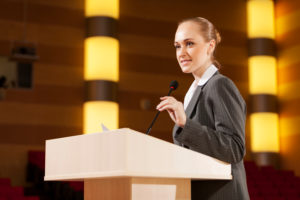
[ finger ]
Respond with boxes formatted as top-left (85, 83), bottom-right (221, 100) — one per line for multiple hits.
top-left (160, 96), bottom-right (169, 100)
top-left (156, 98), bottom-right (175, 109)
top-left (156, 100), bottom-right (170, 110)
top-left (158, 104), bottom-right (177, 112)
top-left (166, 109), bottom-right (176, 121)
top-left (160, 96), bottom-right (176, 101)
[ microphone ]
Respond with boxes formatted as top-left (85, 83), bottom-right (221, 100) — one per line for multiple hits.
top-left (146, 80), bottom-right (179, 135)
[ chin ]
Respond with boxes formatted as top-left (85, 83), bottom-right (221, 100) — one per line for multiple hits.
top-left (180, 67), bottom-right (192, 74)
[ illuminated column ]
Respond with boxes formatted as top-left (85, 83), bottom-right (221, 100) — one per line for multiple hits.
top-left (84, 0), bottom-right (119, 134)
top-left (247, 0), bottom-right (279, 167)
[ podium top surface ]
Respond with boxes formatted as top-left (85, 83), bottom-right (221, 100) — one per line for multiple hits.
top-left (44, 128), bottom-right (231, 181)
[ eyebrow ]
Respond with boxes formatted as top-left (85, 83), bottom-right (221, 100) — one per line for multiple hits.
top-left (174, 38), bottom-right (194, 44)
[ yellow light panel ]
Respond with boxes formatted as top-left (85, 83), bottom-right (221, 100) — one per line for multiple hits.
top-left (249, 56), bottom-right (277, 95)
top-left (83, 101), bottom-right (119, 134)
top-left (247, 0), bottom-right (275, 38)
top-left (85, 0), bottom-right (119, 19)
top-left (84, 37), bottom-right (119, 82)
top-left (250, 113), bottom-right (279, 152)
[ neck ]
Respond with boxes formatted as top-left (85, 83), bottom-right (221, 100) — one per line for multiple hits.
top-left (192, 61), bottom-right (212, 83)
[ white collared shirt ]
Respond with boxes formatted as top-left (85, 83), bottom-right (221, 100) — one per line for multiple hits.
top-left (184, 64), bottom-right (218, 110)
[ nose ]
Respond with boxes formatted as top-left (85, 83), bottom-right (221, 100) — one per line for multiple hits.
top-left (177, 46), bottom-right (187, 58)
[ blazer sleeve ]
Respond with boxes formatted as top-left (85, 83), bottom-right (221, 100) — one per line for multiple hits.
top-left (174, 77), bottom-right (247, 164)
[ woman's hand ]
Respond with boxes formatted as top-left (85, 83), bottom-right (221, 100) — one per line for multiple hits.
top-left (156, 96), bottom-right (186, 127)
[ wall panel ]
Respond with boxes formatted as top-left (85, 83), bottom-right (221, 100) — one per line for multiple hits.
top-left (0, 0), bottom-right (250, 184)
top-left (0, 0), bottom-right (84, 184)
top-left (276, 0), bottom-right (300, 175)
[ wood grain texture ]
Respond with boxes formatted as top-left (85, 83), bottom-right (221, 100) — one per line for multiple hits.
top-left (277, 0), bottom-right (300, 175)
top-left (85, 178), bottom-right (131, 200)
top-left (276, 0), bottom-right (300, 17)
top-left (0, 102), bottom-right (82, 126)
top-left (0, 0), bottom-right (84, 29)
top-left (0, 1), bottom-right (85, 187)
top-left (34, 63), bottom-right (83, 87)
top-left (278, 45), bottom-right (300, 70)
top-left (0, 20), bottom-right (84, 47)
top-left (280, 133), bottom-right (300, 176)
top-left (277, 27), bottom-right (300, 50)
top-left (120, 0), bottom-right (246, 32)
top-left (276, 8), bottom-right (300, 37)
top-left (278, 63), bottom-right (300, 84)
top-left (5, 86), bottom-right (83, 105)
top-left (280, 116), bottom-right (300, 138)
top-left (120, 53), bottom-right (248, 83)
top-left (279, 81), bottom-right (300, 101)
top-left (29, 0), bottom-right (84, 10)
top-left (0, 124), bottom-right (81, 145)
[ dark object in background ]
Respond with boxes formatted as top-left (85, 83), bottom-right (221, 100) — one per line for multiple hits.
top-left (0, 76), bottom-right (7, 88)
top-left (26, 151), bottom-right (84, 200)
top-left (17, 62), bottom-right (32, 88)
top-left (0, 76), bottom-right (7, 100)
top-left (9, 42), bottom-right (38, 89)
top-left (10, 44), bottom-right (38, 63)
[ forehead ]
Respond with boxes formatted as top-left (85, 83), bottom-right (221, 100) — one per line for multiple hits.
top-left (174, 21), bottom-right (202, 42)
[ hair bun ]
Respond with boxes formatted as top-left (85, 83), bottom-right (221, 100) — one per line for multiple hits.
top-left (215, 29), bottom-right (221, 44)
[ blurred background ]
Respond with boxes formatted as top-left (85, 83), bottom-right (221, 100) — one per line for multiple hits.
top-left (0, 0), bottom-right (299, 199)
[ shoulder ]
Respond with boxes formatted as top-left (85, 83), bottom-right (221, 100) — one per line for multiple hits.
top-left (204, 72), bottom-right (245, 103)
top-left (205, 72), bottom-right (237, 91)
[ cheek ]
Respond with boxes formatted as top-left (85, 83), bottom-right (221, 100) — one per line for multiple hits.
top-left (194, 47), bottom-right (208, 59)
top-left (175, 50), bottom-right (180, 59)
top-left (176, 51), bottom-right (179, 58)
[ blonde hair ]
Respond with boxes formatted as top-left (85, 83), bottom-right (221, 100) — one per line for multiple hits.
top-left (178, 17), bottom-right (222, 68)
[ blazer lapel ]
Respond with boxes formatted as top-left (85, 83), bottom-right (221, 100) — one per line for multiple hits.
top-left (172, 85), bottom-right (202, 142)
top-left (185, 85), bottom-right (202, 118)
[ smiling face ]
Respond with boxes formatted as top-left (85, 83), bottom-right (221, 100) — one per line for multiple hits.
top-left (174, 21), bottom-right (215, 78)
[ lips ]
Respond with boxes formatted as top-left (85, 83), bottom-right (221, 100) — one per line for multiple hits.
top-left (180, 60), bottom-right (192, 65)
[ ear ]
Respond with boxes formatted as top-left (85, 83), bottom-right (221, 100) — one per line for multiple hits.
top-left (207, 40), bottom-right (216, 55)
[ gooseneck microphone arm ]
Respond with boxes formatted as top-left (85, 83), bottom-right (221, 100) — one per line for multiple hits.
top-left (146, 80), bottom-right (178, 135)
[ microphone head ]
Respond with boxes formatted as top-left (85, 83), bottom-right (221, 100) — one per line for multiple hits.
top-left (169, 80), bottom-right (178, 90)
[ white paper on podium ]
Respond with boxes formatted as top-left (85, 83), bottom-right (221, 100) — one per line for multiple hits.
top-left (101, 123), bottom-right (109, 132)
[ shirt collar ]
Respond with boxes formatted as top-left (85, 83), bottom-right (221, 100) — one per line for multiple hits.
top-left (197, 64), bottom-right (218, 86)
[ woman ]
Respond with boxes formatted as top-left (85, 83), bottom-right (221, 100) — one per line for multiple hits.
top-left (156, 17), bottom-right (250, 200)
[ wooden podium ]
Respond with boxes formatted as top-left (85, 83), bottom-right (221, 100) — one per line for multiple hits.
top-left (44, 128), bottom-right (231, 200)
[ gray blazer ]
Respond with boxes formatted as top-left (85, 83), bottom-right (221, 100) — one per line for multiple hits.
top-left (173, 72), bottom-right (249, 200)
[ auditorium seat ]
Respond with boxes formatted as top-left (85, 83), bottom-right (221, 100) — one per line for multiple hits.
top-left (28, 151), bottom-right (45, 170)
top-left (26, 150), bottom-right (83, 200)
top-left (0, 182), bottom-right (39, 200)
top-left (24, 196), bottom-right (40, 200)
top-left (279, 186), bottom-right (299, 197)
top-left (272, 179), bottom-right (291, 188)
top-left (244, 161), bottom-right (300, 200)
top-left (0, 185), bottom-right (11, 198)
top-left (251, 197), bottom-right (265, 200)
top-left (0, 179), bottom-right (10, 186)
top-left (248, 186), bottom-right (259, 199)
top-left (68, 182), bottom-right (84, 192)
top-left (259, 187), bottom-right (279, 197)
top-left (265, 197), bottom-right (285, 200)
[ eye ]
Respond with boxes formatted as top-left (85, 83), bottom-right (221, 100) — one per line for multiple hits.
top-left (186, 41), bottom-right (194, 46)
top-left (174, 44), bottom-right (181, 49)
